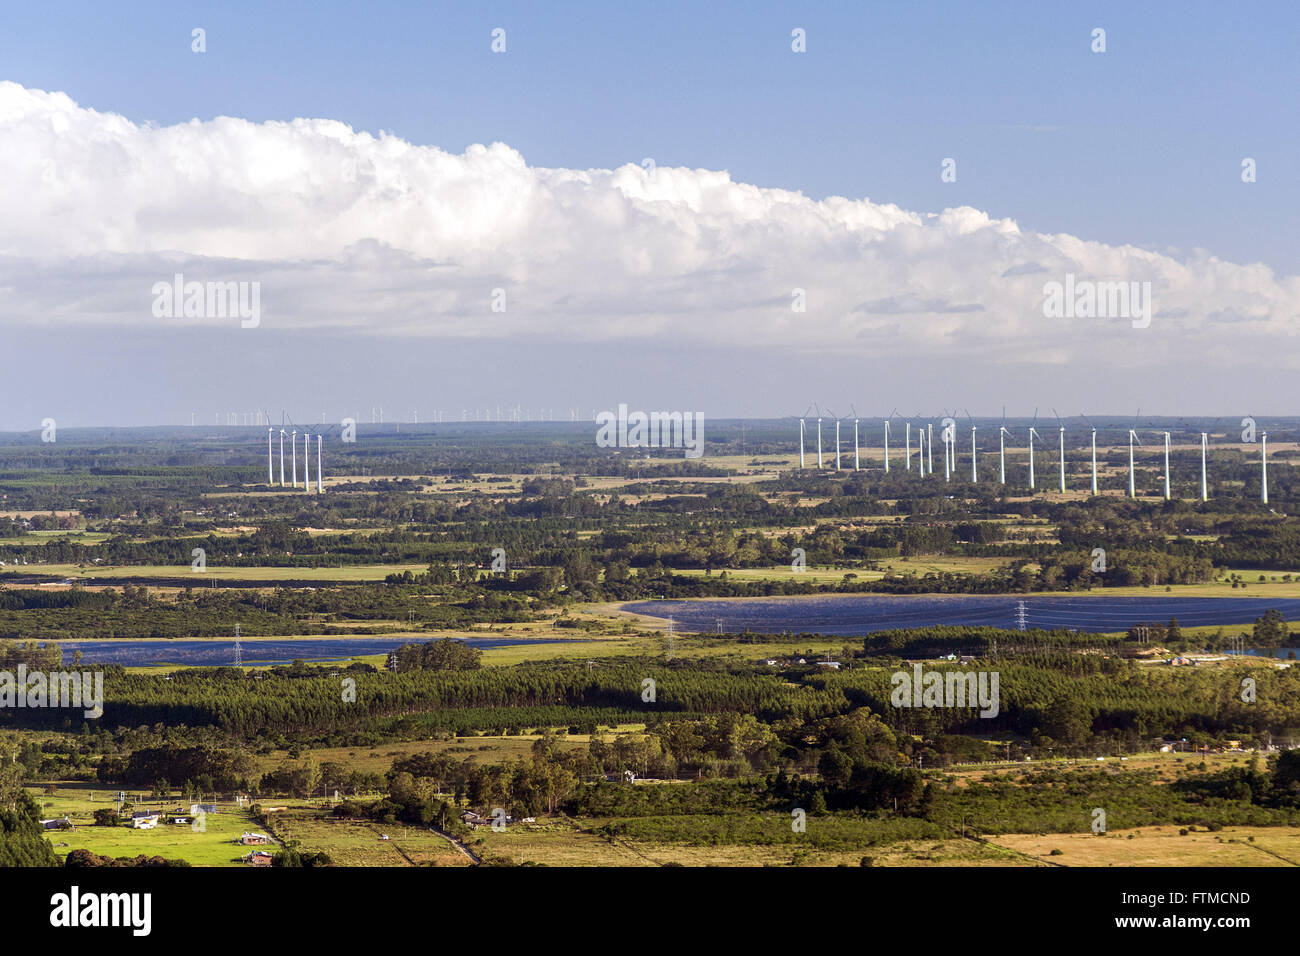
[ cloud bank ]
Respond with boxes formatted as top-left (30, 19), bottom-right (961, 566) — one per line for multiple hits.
top-left (1, 80), bottom-right (1297, 370)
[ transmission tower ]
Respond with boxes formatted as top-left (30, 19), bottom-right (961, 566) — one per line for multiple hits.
top-left (1015, 601), bottom-right (1028, 632)
top-left (233, 623), bottom-right (242, 668)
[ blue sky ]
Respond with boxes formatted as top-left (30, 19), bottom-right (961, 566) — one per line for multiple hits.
top-left (6, 0), bottom-right (1294, 270)
top-left (0, 1), bottom-right (1297, 427)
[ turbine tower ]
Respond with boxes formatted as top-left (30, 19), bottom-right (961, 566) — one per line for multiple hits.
top-left (834, 420), bottom-right (842, 471)
top-left (854, 419), bottom-right (860, 471)
top-left (799, 419), bottom-right (806, 469)
top-left (1261, 431), bottom-right (1269, 504)
top-left (1090, 428), bottom-right (1098, 495)
top-left (927, 424), bottom-right (934, 475)
top-left (267, 428), bottom-right (273, 484)
top-left (1128, 430), bottom-right (1140, 498)
top-left (317, 435), bottom-right (323, 493)
top-left (279, 430), bottom-right (286, 486)
top-left (291, 430), bottom-right (298, 488)
top-left (943, 425), bottom-right (951, 481)
top-left (1163, 432), bottom-right (1171, 501)
top-left (816, 418), bottom-right (823, 469)
top-left (1200, 432), bottom-right (1208, 501)
top-left (917, 428), bottom-right (925, 477)
top-left (905, 423), bottom-right (911, 471)
top-left (1058, 427), bottom-right (1066, 493)
top-left (304, 431), bottom-right (311, 492)
top-left (970, 426), bottom-right (977, 482)
top-left (883, 420), bottom-right (890, 473)
top-left (1027, 427), bottom-right (1040, 490)
top-left (999, 426), bottom-right (1011, 484)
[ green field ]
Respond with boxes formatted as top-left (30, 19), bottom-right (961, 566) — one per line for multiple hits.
top-left (27, 785), bottom-right (262, 866)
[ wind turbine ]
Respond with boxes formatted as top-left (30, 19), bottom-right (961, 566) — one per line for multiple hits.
top-left (1261, 431), bottom-right (1269, 504)
top-left (1162, 431), bottom-right (1171, 500)
top-left (852, 407), bottom-right (860, 471)
top-left (834, 417), bottom-right (842, 471)
top-left (998, 421), bottom-right (1012, 485)
top-left (1076, 412), bottom-right (1102, 497)
top-left (1200, 431), bottom-right (1209, 501)
top-left (304, 431), bottom-right (311, 492)
top-left (1053, 411), bottom-right (1066, 493)
top-left (883, 415), bottom-right (892, 473)
top-left (965, 411), bottom-right (977, 482)
top-left (905, 422), bottom-right (912, 472)
top-left (927, 423), bottom-right (934, 475)
top-left (291, 430), bottom-right (298, 488)
top-left (799, 407), bottom-right (810, 469)
top-left (816, 407), bottom-right (823, 469)
top-left (943, 416), bottom-right (951, 482)
top-left (917, 426), bottom-right (926, 477)
top-left (1027, 426), bottom-right (1040, 491)
top-left (279, 429), bottom-right (286, 486)
top-left (1127, 429), bottom-right (1143, 498)
top-left (267, 428), bottom-right (273, 484)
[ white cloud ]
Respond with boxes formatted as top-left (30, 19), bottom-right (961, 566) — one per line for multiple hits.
top-left (1, 79), bottom-right (1298, 370)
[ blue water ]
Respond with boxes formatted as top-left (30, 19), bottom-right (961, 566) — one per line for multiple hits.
top-left (623, 595), bottom-right (1300, 637)
top-left (51, 636), bottom-right (586, 667)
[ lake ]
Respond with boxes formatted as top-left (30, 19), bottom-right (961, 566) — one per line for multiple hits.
top-left (623, 594), bottom-right (1300, 637)
top-left (50, 636), bottom-right (586, 668)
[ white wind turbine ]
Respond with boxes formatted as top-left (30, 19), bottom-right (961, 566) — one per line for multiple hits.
top-left (883, 417), bottom-right (891, 473)
top-left (304, 431), bottom-right (311, 492)
top-left (1127, 429), bottom-right (1142, 498)
top-left (1200, 431), bottom-right (1209, 501)
top-left (927, 423), bottom-right (934, 475)
top-left (317, 435), bottom-right (323, 493)
top-left (1261, 431), bottom-right (1269, 504)
top-left (970, 422), bottom-right (978, 482)
top-left (816, 411), bottom-right (824, 469)
top-left (291, 429), bottom-right (298, 488)
top-left (1027, 426), bottom-right (1040, 491)
top-left (834, 417), bottom-right (842, 471)
top-left (1162, 431), bottom-right (1171, 500)
top-left (1054, 411), bottom-right (1066, 493)
top-left (917, 426), bottom-right (925, 477)
top-left (999, 424), bottom-right (1012, 485)
top-left (853, 409), bottom-right (861, 471)
top-left (1091, 427), bottom-right (1098, 495)
top-left (279, 429), bottom-right (286, 486)
top-left (905, 422), bottom-right (912, 472)
top-left (267, 428), bottom-right (273, 485)
top-left (798, 409), bottom-right (809, 469)
top-left (943, 418), bottom-right (952, 482)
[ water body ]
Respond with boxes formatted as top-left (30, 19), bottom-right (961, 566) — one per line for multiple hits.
top-left (623, 595), bottom-right (1300, 637)
top-left (51, 636), bottom-right (586, 668)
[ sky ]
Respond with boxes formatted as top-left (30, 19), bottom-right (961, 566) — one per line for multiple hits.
top-left (0, 0), bottom-right (1297, 429)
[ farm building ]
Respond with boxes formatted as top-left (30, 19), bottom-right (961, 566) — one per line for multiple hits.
top-left (131, 812), bottom-right (160, 829)
top-left (242, 850), bottom-right (273, 867)
top-left (240, 832), bottom-right (271, 845)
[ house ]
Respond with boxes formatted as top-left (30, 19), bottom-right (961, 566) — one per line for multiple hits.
top-left (170, 816), bottom-right (192, 825)
top-left (240, 832), bottom-right (270, 845)
top-left (816, 661), bottom-right (841, 670)
top-left (131, 812), bottom-right (160, 830)
top-left (242, 850), bottom-right (273, 867)
top-left (41, 817), bottom-right (73, 831)
top-left (461, 811), bottom-right (483, 826)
